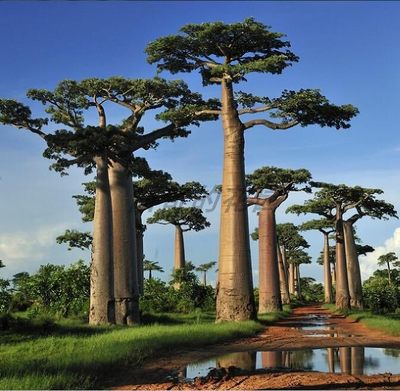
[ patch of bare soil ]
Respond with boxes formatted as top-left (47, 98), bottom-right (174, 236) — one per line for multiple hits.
top-left (109, 305), bottom-right (400, 390)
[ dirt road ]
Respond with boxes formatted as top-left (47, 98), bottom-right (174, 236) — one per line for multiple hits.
top-left (111, 305), bottom-right (400, 390)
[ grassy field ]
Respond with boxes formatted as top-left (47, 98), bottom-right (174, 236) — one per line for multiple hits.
top-left (257, 305), bottom-right (292, 324)
top-left (0, 314), bottom-right (262, 390)
top-left (323, 304), bottom-right (400, 337)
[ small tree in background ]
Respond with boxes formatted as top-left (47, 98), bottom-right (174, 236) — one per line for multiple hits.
top-left (143, 260), bottom-right (164, 280)
top-left (377, 252), bottom-right (399, 285)
top-left (299, 219), bottom-right (335, 304)
top-left (196, 261), bottom-right (217, 286)
top-left (147, 207), bottom-right (210, 273)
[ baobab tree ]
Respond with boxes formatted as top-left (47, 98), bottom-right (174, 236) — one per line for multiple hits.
top-left (146, 18), bottom-right (358, 321)
top-left (73, 170), bottom-right (208, 293)
top-left (143, 260), bottom-right (164, 280)
top-left (196, 261), bottom-right (217, 286)
top-left (247, 167), bottom-right (311, 312)
top-left (147, 207), bottom-right (210, 272)
top-left (299, 219), bottom-right (335, 303)
top-left (288, 182), bottom-right (396, 309)
top-left (377, 252), bottom-right (399, 285)
top-left (0, 77), bottom-right (216, 325)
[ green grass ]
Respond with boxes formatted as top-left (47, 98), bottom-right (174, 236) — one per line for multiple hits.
top-left (322, 304), bottom-right (400, 337)
top-left (257, 305), bottom-right (292, 324)
top-left (0, 318), bottom-right (262, 390)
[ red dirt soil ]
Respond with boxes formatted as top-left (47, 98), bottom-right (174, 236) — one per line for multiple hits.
top-left (109, 305), bottom-right (400, 390)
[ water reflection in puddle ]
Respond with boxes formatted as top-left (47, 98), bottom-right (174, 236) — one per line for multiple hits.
top-left (185, 348), bottom-right (400, 379)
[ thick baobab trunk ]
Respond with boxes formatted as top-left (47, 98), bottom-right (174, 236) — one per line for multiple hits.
top-left (216, 79), bottom-right (255, 321)
top-left (174, 225), bottom-right (185, 270)
top-left (109, 161), bottom-right (140, 325)
top-left (278, 243), bottom-right (290, 305)
top-left (327, 348), bottom-right (335, 373)
top-left (136, 211), bottom-right (145, 295)
top-left (343, 221), bottom-right (363, 309)
top-left (89, 156), bottom-right (115, 325)
top-left (258, 207), bottom-right (282, 313)
top-left (323, 233), bottom-right (333, 304)
top-left (332, 262), bottom-right (336, 285)
top-left (262, 351), bottom-right (283, 368)
top-left (335, 211), bottom-right (350, 310)
top-left (289, 262), bottom-right (296, 295)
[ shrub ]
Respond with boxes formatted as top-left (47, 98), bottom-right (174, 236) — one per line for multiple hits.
top-left (363, 276), bottom-right (398, 314)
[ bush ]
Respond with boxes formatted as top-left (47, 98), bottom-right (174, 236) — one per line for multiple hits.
top-left (0, 278), bottom-right (11, 314)
top-left (363, 276), bottom-right (398, 314)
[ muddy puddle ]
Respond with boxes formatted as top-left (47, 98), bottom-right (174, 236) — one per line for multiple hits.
top-left (183, 347), bottom-right (400, 379)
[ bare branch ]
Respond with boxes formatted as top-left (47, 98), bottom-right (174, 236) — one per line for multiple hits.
top-left (243, 118), bottom-right (298, 130)
top-left (238, 104), bottom-right (273, 116)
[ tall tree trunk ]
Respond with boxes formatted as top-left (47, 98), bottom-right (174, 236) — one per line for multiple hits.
top-left (149, 269), bottom-right (152, 280)
top-left (332, 262), bottom-right (336, 285)
top-left (296, 264), bottom-right (301, 298)
top-left (335, 210), bottom-right (351, 310)
top-left (203, 271), bottom-right (207, 286)
top-left (258, 207), bottom-right (282, 313)
top-left (278, 243), bottom-right (290, 304)
top-left (387, 261), bottom-right (392, 284)
top-left (289, 262), bottom-right (296, 295)
top-left (89, 156), bottom-right (115, 325)
top-left (174, 225), bottom-right (185, 270)
top-left (323, 232), bottom-right (333, 304)
top-left (109, 161), bottom-right (140, 325)
top-left (343, 221), bottom-right (363, 309)
top-left (136, 211), bottom-right (145, 295)
top-left (281, 245), bottom-right (290, 292)
top-left (216, 79), bottom-right (255, 321)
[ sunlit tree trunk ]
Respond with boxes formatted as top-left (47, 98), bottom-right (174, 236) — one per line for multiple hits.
top-left (258, 207), bottom-right (282, 313)
top-left (216, 78), bottom-right (256, 321)
top-left (289, 262), bottom-right (296, 295)
top-left (278, 243), bottom-right (290, 304)
top-left (323, 232), bottom-right (333, 304)
top-left (335, 209), bottom-right (350, 310)
top-left (332, 262), bottom-right (336, 285)
top-left (174, 225), bottom-right (185, 271)
top-left (89, 156), bottom-right (115, 325)
top-left (109, 161), bottom-right (140, 325)
top-left (343, 221), bottom-right (363, 309)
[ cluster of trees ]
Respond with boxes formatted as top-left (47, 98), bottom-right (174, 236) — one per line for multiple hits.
top-left (6, 18), bottom-right (396, 325)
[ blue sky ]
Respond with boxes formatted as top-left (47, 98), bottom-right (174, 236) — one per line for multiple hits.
top-left (1, 1), bottom-right (399, 284)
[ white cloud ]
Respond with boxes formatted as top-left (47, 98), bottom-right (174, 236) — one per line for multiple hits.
top-left (0, 224), bottom-right (70, 265)
top-left (360, 227), bottom-right (400, 280)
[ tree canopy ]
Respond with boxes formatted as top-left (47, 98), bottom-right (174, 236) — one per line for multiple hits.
top-left (147, 207), bottom-right (210, 232)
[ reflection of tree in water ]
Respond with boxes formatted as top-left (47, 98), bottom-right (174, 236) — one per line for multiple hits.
top-left (384, 349), bottom-right (400, 358)
top-left (217, 352), bottom-right (256, 371)
top-left (262, 351), bottom-right (283, 368)
top-left (287, 350), bottom-right (314, 370)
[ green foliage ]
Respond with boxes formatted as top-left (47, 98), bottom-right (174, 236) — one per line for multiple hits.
top-left (143, 260), bottom-right (164, 279)
top-left (246, 166), bottom-right (311, 196)
top-left (147, 206), bottom-right (210, 231)
top-left (377, 252), bottom-right (398, 267)
top-left (140, 278), bottom-right (173, 313)
top-left (299, 277), bottom-right (324, 303)
top-left (146, 18), bottom-right (298, 84)
top-left (299, 218), bottom-right (334, 233)
top-left (0, 278), bottom-right (11, 314)
top-left (363, 276), bottom-right (398, 314)
top-left (21, 261), bottom-right (90, 318)
top-left (56, 229), bottom-right (92, 250)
